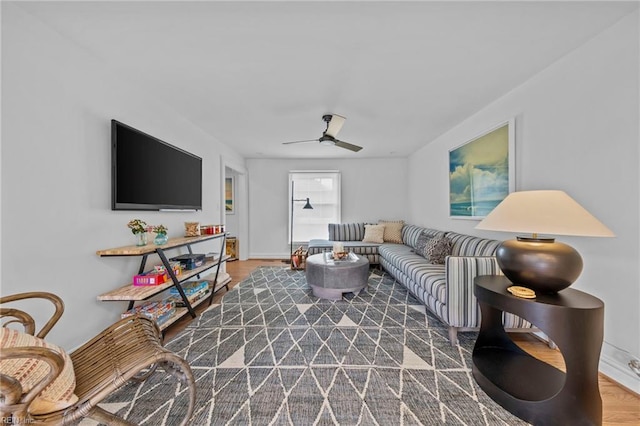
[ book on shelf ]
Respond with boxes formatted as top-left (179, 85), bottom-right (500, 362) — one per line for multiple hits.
top-left (167, 287), bottom-right (211, 307)
top-left (169, 280), bottom-right (209, 296)
top-left (121, 300), bottom-right (177, 326)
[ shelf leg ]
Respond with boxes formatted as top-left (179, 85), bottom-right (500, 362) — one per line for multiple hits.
top-left (138, 255), bottom-right (149, 275)
top-left (208, 234), bottom-right (227, 306)
top-left (156, 248), bottom-right (197, 318)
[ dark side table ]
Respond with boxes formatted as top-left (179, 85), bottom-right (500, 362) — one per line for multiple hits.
top-left (473, 275), bottom-right (604, 426)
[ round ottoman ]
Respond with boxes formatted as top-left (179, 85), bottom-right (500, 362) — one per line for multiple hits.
top-left (305, 253), bottom-right (370, 301)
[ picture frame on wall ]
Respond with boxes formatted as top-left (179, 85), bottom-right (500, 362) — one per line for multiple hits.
top-left (225, 176), bottom-right (234, 214)
top-left (449, 118), bottom-right (515, 219)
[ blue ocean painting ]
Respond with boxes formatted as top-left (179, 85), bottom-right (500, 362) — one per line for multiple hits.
top-left (449, 124), bottom-right (510, 217)
top-left (450, 200), bottom-right (502, 217)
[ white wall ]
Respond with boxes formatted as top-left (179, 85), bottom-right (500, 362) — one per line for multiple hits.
top-left (247, 158), bottom-right (408, 258)
top-left (1, 4), bottom-right (245, 349)
top-left (408, 11), bottom-right (639, 390)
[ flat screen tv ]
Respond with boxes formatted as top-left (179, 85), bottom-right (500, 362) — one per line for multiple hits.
top-left (111, 120), bottom-right (202, 211)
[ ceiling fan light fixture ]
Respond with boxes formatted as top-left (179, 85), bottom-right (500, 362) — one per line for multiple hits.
top-left (282, 114), bottom-right (363, 152)
top-left (319, 137), bottom-right (335, 147)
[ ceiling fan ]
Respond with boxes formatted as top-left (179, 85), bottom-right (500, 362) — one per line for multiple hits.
top-left (282, 114), bottom-right (363, 152)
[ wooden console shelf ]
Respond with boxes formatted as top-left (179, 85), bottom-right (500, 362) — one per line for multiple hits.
top-left (96, 234), bottom-right (224, 256)
top-left (97, 257), bottom-right (230, 301)
top-left (97, 233), bottom-right (231, 332)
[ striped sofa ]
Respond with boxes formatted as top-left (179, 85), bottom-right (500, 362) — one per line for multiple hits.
top-left (308, 223), bottom-right (381, 264)
top-left (379, 224), bottom-right (532, 345)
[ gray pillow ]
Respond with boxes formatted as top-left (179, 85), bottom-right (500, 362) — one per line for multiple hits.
top-left (414, 232), bottom-right (433, 258)
top-left (423, 236), bottom-right (453, 264)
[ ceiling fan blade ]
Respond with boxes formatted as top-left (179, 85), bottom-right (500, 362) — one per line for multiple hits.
top-left (334, 139), bottom-right (363, 152)
top-left (325, 114), bottom-right (346, 138)
top-left (282, 139), bottom-right (319, 145)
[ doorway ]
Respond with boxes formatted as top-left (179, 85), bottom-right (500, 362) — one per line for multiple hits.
top-left (221, 159), bottom-right (248, 260)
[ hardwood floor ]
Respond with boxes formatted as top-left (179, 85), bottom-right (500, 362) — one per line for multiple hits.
top-left (166, 259), bottom-right (640, 425)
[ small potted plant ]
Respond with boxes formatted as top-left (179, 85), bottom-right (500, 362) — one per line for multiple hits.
top-left (127, 219), bottom-right (148, 246)
top-left (153, 224), bottom-right (169, 245)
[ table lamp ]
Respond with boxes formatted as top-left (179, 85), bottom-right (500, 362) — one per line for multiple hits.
top-left (475, 190), bottom-right (614, 293)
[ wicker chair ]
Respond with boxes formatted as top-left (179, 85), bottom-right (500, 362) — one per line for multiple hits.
top-left (0, 292), bottom-right (195, 425)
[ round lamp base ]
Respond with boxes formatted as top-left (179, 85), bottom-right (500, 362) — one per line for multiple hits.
top-left (496, 237), bottom-right (583, 294)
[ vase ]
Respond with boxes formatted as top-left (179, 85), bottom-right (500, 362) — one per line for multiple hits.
top-left (135, 232), bottom-right (148, 246)
top-left (154, 233), bottom-right (168, 246)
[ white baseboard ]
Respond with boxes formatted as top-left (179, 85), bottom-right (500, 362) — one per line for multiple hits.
top-left (599, 341), bottom-right (640, 394)
top-left (249, 253), bottom-right (288, 260)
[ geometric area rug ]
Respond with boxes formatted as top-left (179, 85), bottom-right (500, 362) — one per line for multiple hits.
top-left (101, 266), bottom-right (528, 425)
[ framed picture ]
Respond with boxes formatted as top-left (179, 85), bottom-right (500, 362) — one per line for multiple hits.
top-left (225, 176), bottom-right (234, 214)
top-left (449, 119), bottom-right (515, 219)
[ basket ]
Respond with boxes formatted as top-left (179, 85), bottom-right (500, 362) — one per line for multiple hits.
top-left (291, 247), bottom-right (308, 270)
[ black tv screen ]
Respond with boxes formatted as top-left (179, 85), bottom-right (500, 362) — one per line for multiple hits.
top-left (112, 120), bottom-right (202, 211)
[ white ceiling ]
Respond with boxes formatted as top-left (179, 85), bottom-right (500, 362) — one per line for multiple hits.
top-left (13, 1), bottom-right (638, 159)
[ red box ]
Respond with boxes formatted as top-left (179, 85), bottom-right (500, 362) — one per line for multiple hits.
top-left (200, 225), bottom-right (215, 235)
top-left (133, 271), bottom-right (168, 286)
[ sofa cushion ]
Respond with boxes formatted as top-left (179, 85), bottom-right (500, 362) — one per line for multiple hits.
top-left (446, 232), bottom-right (500, 257)
top-left (362, 224), bottom-right (385, 243)
top-left (424, 235), bottom-right (453, 264)
top-left (328, 223), bottom-right (365, 241)
top-left (378, 220), bottom-right (404, 243)
top-left (379, 244), bottom-right (447, 305)
top-left (401, 225), bottom-right (444, 249)
top-left (401, 225), bottom-right (424, 249)
top-left (0, 327), bottom-right (79, 415)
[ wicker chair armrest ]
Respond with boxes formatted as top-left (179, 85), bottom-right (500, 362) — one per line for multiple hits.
top-left (0, 308), bottom-right (36, 336)
top-left (0, 292), bottom-right (64, 338)
top-left (71, 314), bottom-right (162, 358)
top-left (70, 315), bottom-right (164, 398)
top-left (0, 346), bottom-right (65, 419)
top-left (0, 373), bottom-right (23, 417)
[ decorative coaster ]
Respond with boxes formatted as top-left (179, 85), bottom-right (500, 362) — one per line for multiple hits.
top-left (507, 285), bottom-right (536, 299)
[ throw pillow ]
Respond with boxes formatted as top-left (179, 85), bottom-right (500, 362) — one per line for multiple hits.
top-left (423, 235), bottom-right (453, 264)
top-left (362, 224), bottom-right (385, 244)
top-left (378, 220), bottom-right (404, 243)
top-left (414, 232), bottom-right (433, 258)
top-left (0, 327), bottom-right (79, 415)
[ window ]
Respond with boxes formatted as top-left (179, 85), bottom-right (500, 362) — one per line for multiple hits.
top-left (289, 171), bottom-right (341, 243)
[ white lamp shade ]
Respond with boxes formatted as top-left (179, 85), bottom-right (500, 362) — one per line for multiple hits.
top-left (475, 190), bottom-right (614, 237)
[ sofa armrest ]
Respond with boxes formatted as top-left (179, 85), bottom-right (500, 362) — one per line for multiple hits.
top-left (444, 256), bottom-right (502, 328)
